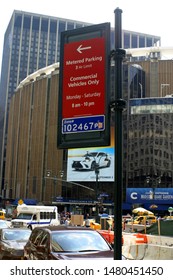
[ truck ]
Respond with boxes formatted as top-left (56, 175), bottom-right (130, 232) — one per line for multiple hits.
top-left (11, 204), bottom-right (60, 230)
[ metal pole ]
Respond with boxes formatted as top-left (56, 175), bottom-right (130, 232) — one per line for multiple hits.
top-left (41, 177), bottom-right (45, 202)
top-left (95, 164), bottom-right (99, 221)
top-left (53, 176), bottom-right (57, 199)
top-left (113, 8), bottom-right (126, 260)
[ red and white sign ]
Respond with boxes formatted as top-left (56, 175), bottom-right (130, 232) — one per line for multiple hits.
top-left (62, 37), bottom-right (106, 119)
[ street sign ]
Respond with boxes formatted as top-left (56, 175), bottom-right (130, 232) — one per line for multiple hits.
top-left (57, 22), bottom-right (110, 149)
top-left (62, 115), bottom-right (105, 134)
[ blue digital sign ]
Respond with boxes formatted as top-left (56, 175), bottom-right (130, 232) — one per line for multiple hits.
top-left (62, 115), bottom-right (105, 134)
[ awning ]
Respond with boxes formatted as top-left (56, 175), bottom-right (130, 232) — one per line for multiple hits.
top-left (12, 199), bottom-right (37, 205)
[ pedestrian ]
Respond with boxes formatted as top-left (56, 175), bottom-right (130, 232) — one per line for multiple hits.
top-left (65, 217), bottom-right (70, 226)
top-left (85, 214), bottom-right (90, 227)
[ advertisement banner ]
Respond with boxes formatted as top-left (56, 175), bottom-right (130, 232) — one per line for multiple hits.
top-left (67, 146), bottom-right (114, 182)
top-left (67, 127), bottom-right (115, 182)
top-left (126, 188), bottom-right (173, 204)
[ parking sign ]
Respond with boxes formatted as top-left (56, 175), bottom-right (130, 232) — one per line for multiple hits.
top-left (58, 23), bottom-right (110, 149)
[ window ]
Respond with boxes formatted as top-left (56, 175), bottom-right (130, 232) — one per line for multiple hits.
top-left (132, 35), bottom-right (137, 48)
top-left (32, 17), bottom-right (40, 31)
top-left (67, 22), bottom-right (74, 30)
top-left (23, 16), bottom-right (31, 29)
top-left (124, 33), bottom-right (130, 48)
top-left (58, 21), bottom-right (66, 33)
top-left (40, 211), bottom-right (56, 219)
top-left (139, 36), bottom-right (145, 47)
top-left (41, 18), bottom-right (48, 32)
top-left (50, 20), bottom-right (57, 33)
top-left (14, 14), bottom-right (22, 28)
top-left (146, 37), bottom-right (152, 47)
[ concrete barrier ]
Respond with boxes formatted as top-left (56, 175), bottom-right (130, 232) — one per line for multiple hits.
top-left (122, 233), bottom-right (173, 259)
top-left (123, 244), bottom-right (173, 260)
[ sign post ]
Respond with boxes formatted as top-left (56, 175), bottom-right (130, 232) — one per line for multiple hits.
top-left (112, 8), bottom-right (126, 260)
top-left (57, 23), bottom-right (110, 149)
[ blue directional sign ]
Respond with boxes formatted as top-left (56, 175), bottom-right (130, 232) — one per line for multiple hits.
top-left (62, 115), bottom-right (105, 134)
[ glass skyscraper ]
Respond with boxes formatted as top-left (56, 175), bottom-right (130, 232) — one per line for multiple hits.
top-left (0, 10), bottom-right (160, 194)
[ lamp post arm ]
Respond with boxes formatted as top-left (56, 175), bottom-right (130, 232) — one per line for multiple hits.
top-left (44, 176), bottom-right (95, 192)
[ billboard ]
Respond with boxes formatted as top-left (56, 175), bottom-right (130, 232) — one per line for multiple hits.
top-left (67, 127), bottom-right (115, 182)
top-left (57, 22), bottom-right (110, 149)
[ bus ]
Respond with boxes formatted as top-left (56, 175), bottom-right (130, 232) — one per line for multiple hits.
top-left (11, 204), bottom-right (60, 230)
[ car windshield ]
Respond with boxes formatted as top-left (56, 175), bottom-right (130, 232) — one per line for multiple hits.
top-left (16, 213), bottom-right (33, 220)
top-left (0, 221), bottom-right (9, 228)
top-left (51, 230), bottom-right (110, 252)
top-left (3, 230), bottom-right (31, 241)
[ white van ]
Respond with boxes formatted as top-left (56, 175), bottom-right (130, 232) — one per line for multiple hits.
top-left (11, 204), bottom-right (60, 230)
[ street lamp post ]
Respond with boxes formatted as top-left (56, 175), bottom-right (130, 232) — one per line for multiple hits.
top-left (146, 176), bottom-right (161, 200)
top-left (47, 171), bottom-right (64, 201)
top-left (42, 170), bottom-right (51, 202)
top-left (95, 163), bottom-right (100, 220)
top-left (55, 171), bottom-right (64, 199)
top-left (53, 176), bottom-right (57, 199)
top-left (59, 170), bottom-right (64, 197)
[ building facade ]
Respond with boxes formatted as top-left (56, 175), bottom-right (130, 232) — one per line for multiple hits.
top-left (0, 10), bottom-right (161, 196)
top-left (126, 97), bottom-right (173, 187)
top-left (124, 97), bottom-right (173, 212)
top-left (3, 58), bottom-right (173, 214)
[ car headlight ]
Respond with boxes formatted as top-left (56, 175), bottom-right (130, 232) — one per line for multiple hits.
top-left (84, 158), bottom-right (91, 162)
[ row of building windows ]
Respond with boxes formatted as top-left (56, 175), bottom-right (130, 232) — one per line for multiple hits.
top-left (14, 13), bottom-right (87, 35)
top-left (123, 32), bottom-right (158, 49)
top-left (131, 104), bottom-right (173, 114)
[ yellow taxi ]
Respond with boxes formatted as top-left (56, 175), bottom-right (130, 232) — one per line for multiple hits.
top-left (132, 215), bottom-right (156, 225)
top-left (0, 210), bottom-right (5, 220)
top-left (163, 215), bottom-right (173, 220)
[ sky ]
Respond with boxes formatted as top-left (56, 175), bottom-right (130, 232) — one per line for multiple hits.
top-left (0, 0), bottom-right (173, 71)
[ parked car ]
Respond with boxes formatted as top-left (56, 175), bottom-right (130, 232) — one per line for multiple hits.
top-left (0, 228), bottom-right (31, 259)
top-left (0, 220), bottom-right (11, 229)
top-left (72, 151), bottom-right (111, 171)
top-left (24, 225), bottom-right (126, 260)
